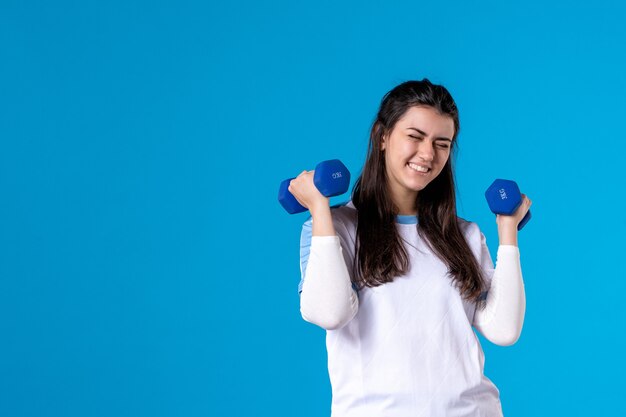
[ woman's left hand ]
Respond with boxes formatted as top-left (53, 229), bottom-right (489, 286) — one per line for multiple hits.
top-left (496, 194), bottom-right (532, 246)
top-left (496, 193), bottom-right (532, 229)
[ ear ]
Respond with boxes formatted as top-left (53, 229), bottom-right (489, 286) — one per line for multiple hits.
top-left (374, 121), bottom-right (386, 151)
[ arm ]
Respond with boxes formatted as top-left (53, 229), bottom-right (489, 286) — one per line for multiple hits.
top-left (299, 203), bottom-right (359, 330)
top-left (473, 242), bottom-right (525, 346)
top-left (300, 236), bottom-right (359, 330)
top-left (473, 204), bottom-right (530, 346)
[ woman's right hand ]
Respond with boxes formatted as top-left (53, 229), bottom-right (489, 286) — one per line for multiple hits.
top-left (287, 170), bottom-right (330, 214)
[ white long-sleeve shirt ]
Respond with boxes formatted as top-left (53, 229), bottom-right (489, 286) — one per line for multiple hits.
top-left (297, 200), bottom-right (526, 417)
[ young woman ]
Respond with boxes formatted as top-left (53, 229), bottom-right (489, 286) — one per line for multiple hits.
top-left (289, 79), bottom-right (531, 416)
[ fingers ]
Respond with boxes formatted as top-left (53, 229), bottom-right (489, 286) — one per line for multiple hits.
top-left (289, 170), bottom-right (309, 189)
top-left (288, 170), bottom-right (313, 195)
top-left (287, 171), bottom-right (315, 209)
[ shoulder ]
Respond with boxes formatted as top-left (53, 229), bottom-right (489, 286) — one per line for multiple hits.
top-left (300, 200), bottom-right (357, 251)
top-left (330, 199), bottom-right (358, 228)
top-left (301, 199), bottom-right (357, 229)
top-left (456, 216), bottom-right (483, 243)
top-left (455, 217), bottom-right (490, 266)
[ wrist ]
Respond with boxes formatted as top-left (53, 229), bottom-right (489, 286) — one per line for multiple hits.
top-left (497, 222), bottom-right (518, 246)
top-left (310, 201), bottom-right (335, 237)
top-left (309, 199), bottom-right (330, 217)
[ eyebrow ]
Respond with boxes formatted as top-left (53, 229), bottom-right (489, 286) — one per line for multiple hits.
top-left (407, 127), bottom-right (452, 142)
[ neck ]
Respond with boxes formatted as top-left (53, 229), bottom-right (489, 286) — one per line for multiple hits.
top-left (392, 190), bottom-right (418, 216)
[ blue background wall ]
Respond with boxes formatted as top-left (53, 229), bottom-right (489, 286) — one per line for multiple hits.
top-left (1, 0), bottom-right (625, 415)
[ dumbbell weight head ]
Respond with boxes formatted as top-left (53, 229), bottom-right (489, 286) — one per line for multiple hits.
top-left (313, 159), bottom-right (351, 197)
top-left (485, 179), bottom-right (531, 231)
top-left (278, 159), bottom-right (351, 214)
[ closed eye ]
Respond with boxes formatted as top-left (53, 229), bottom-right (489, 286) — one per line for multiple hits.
top-left (408, 135), bottom-right (450, 149)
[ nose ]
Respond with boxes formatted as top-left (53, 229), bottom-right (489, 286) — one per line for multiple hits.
top-left (418, 141), bottom-right (434, 162)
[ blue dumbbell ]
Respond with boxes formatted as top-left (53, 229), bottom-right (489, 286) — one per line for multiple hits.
top-left (485, 179), bottom-right (532, 231)
top-left (278, 159), bottom-right (351, 214)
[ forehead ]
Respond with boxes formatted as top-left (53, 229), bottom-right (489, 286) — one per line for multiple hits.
top-left (396, 106), bottom-right (455, 138)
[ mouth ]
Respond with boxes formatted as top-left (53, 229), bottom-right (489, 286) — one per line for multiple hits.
top-left (407, 162), bottom-right (431, 174)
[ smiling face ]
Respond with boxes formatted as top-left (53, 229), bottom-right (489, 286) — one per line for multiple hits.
top-left (381, 105), bottom-right (456, 215)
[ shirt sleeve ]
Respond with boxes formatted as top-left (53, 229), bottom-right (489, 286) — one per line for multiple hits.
top-left (297, 215), bottom-right (359, 330)
top-left (471, 224), bottom-right (526, 346)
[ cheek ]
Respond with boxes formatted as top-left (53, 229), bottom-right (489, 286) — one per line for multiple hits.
top-left (438, 150), bottom-right (451, 163)
top-left (433, 153), bottom-right (450, 173)
top-left (396, 144), bottom-right (415, 161)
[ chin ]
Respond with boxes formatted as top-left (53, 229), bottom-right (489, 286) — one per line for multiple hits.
top-left (404, 181), bottom-right (427, 192)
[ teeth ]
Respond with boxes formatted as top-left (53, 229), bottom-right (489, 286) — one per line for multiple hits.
top-left (408, 163), bottom-right (430, 173)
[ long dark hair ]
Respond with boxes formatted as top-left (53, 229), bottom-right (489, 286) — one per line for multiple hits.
top-left (351, 79), bottom-right (486, 309)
